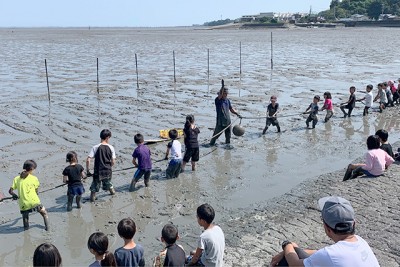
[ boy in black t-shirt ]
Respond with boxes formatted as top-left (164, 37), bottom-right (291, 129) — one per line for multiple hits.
top-left (86, 129), bottom-right (116, 202)
top-left (375, 129), bottom-right (394, 158)
top-left (340, 86), bottom-right (356, 118)
top-left (263, 95), bottom-right (281, 134)
top-left (153, 224), bottom-right (186, 267)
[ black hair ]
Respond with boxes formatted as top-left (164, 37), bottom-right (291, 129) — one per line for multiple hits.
top-left (366, 135), bottom-right (381, 150)
top-left (323, 221), bottom-right (355, 235)
top-left (161, 224), bottom-right (179, 245)
top-left (66, 151), bottom-right (78, 163)
top-left (20, 160), bottom-right (37, 179)
top-left (378, 83), bottom-right (383, 88)
top-left (313, 95), bottom-right (320, 101)
top-left (220, 79), bottom-right (228, 92)
top-left (134, 133), bottom-right (144, 144)
top-left (88, 232), bottom-right (116, 267)
top-left (323, 92), bottom-right (332, 99)
top-left (168, 129), bottom-right (178, 140)
top-left (33, 243), bottom-right (62, 267)
top-left (117, 218), bottom-right (136, 239)
top-left (349, 86), bottom-right (356, 91)
top-left (366, 84), bottom-right (373, 90)
top-left (375, 129), bottom-right (388, 142)
top-left (197, 203), bottom-right (215, 224)
top-left (100, 129), bottom-right (112, 140)
top-left (383, 82), bottom-right (388, 86)
top-left (184, 115), bottom-right (195, 131)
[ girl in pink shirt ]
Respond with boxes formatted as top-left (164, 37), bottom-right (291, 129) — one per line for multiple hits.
top-left (343, 135), bottom-right (394, 181)
top-left (320, 92), bottom-right (334, 122)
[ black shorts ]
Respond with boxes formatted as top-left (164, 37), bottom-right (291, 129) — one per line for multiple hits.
top-left (20, 204), bottom-right (44, 214)
top-left (183, 147), bottom-right (199, 162)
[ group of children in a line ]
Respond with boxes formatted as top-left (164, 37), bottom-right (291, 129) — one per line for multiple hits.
top-left (261, 79), bottom-right (400, 132)
top-left (30, 203), bottom-right (225, 267)
top-left (7, 115), bottom-right (201, 232)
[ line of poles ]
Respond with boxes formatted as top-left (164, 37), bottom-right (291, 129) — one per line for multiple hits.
top-left (44, 33), bottom-right (274, 102)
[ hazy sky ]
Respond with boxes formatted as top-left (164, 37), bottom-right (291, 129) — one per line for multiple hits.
top-left (0, 0), bottom-right (332, 27)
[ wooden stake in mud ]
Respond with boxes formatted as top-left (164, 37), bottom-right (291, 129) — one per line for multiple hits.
top-left (96, 57), bottom-right (99, 94)
top-left (135, 53), bottom-right (139, 89)
top-left (207, 48), bottom-right (210, 94)
top-left (239, 41), bottom-right (242, 80)
top-left (44, 59), bottom-right (50, 102)
top-left (271, 32), bottom-right (273, 70)
top-left (173, 50), bottom-right (176, 83)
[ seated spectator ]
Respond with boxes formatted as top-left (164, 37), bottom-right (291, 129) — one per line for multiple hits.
top-left (343, 135), bottom-right (394, 181)
top-left (153, 224), bottom-right (186, 267)
top-left (270, 196), bottom-right (380, 267)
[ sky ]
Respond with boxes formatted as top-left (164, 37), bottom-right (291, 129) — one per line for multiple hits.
top-left (0, 0), bottom-right (332, 27)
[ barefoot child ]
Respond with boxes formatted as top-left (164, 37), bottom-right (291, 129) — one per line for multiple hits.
top-left (304, 95), bottom-right (320, 129)
top-left (62, 151), bottom-right (85, 211)
top-left (320, 92), bottom-right (334, 122)
top-left (130, 133), bottom-right (152, 191)
top-left (9, 160), bottom-right (49, 231)
top-left (262, 95), bottom-right (281, 134)
top-left (182, 115), bottom-right (200, 172)
top-left (88, 232), bottom-right (117, 267)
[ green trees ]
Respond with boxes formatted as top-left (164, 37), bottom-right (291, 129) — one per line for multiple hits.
top-left (322, 0), bottom-right (400, 20)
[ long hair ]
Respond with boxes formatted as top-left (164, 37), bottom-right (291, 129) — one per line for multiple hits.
top-left (88, 232), bottom-right (116, 267)
top-left (20, 160), bottom-right (37, 179)
top-left (184, 115), bottom-right (195, 130)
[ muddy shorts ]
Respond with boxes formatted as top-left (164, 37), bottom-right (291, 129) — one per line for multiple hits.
top-left (133, 168), bottom-right (151, 183)
top-left (166, 159), bottom-right (182, 179)
top-left (67, 184), bottom-right (85, 196)
top-left (20, 204), bottom-right (44, 214)
top-left (90, 174), bottom-right (113, 192)
top-left (266, 117), bottom-right (279, 127)
top-left (183, 147), bottom-right (200, 162)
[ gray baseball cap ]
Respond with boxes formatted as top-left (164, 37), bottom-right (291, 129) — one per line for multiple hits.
top-left (318, 196), bottom-right (355, 231)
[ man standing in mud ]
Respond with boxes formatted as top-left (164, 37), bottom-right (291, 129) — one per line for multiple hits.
top-left (86, 129), bottom-right (116, 202)
top-left (209, 80), bottom-right (241, 146)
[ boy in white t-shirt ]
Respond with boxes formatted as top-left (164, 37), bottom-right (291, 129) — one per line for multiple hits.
top-left (188, 203), bottom-right (225, 267)
top-left (165, 129), bottom-right (182, 179)
top-left (357, 84), bottom-right (373, 116)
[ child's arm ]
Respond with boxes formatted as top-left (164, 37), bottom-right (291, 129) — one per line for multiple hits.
top-left (132, 157), bottom-right (138, 167)
top-left (63, 175), bottom-right (68, 183)
top-left (188, 248), bottom-right (203, 266)
top-left (303, 104), bottom-right (311, 114)
top-left (8, 188), bottom-right (18, 200)
top-left (86, 156), bottom-right (92, 176)
top-left (165, 147), bottom-right (170, 160)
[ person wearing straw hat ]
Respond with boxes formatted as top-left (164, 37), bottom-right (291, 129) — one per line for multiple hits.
top-left (270, 196), bottom-right (379, 267)
top-left (209, 80), bottom-right (241, 146)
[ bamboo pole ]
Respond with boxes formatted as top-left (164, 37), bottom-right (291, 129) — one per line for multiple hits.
top-left (239, 41), bottom-right (242, 79)
top-left (173, 50), bottom-right (176, 83)
top-left (135, 53), bottom-right (139, 89)
top-left (96, 57), bottom-right (99, 94)
top-left (44, 59), bottom-right (50, 102)
top-left (271, 32), bottom-right (273, 70)
top-left (207, 48), bottom-right (210, 94)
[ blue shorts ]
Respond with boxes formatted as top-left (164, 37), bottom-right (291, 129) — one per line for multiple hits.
top-left (67, 184), bottom-right (85, 196)
top-left (133, 169), bottom-right (151, 182)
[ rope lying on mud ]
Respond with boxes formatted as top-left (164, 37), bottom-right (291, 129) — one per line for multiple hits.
top-left (241, 113), bottom-right (304, 119)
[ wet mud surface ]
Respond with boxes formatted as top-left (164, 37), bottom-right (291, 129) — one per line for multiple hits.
top-left (0, 27), bottom-right (400, 265)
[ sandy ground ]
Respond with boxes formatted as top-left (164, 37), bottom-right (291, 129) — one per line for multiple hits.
top-left (222, 142), bottom-right (400, 266)
top-left (0, 27), bottom-right (400, 266)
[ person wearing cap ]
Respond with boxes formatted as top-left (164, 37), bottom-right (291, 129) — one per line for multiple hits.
top-left (270, 196), bottom-right (380, 267)
top-left (209, 79), bottom-right (241, 146)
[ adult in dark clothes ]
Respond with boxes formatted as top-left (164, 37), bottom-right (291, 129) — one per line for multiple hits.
top-left (209, 80), bottom-right (241, 146)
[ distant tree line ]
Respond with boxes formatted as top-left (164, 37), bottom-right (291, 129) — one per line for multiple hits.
top-left (320, 0), bottom-right (400, 20)
top-left (203, 19), bottom-right (233, 26)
